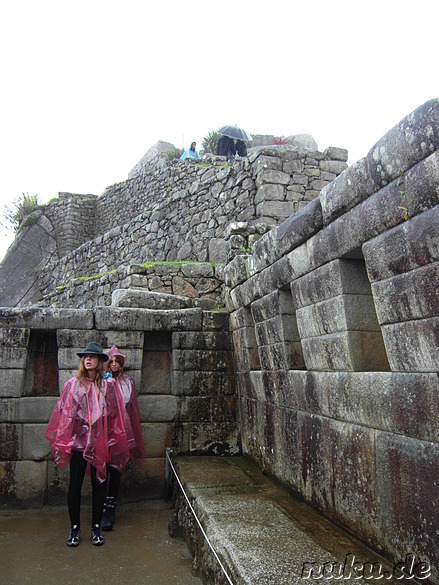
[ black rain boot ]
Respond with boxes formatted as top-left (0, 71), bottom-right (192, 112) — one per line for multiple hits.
top-left (101, 496), bottom-right (117, 531)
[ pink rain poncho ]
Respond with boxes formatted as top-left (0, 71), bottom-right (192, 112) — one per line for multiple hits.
top-left (107, 344), bottom-right (146, 466)
top-left (45, 376), bottom-right (131, 483)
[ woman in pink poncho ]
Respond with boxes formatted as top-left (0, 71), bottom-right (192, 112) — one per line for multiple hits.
top-left (45, 342), bottom-right (131, 547)
top-left (101, 343), bottom-right (146, 531)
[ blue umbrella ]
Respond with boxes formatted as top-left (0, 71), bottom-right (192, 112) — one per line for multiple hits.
top-left (217, 125), bottom-right (252, 141)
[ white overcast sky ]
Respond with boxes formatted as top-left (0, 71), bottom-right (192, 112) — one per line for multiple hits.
top-left (0, 0), bottom-right (438, 261)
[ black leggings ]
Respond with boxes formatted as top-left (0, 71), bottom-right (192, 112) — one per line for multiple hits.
top-left (107, 465), bottom-right (122, 499)
top-left (68, 451), bottom-right (107, 527)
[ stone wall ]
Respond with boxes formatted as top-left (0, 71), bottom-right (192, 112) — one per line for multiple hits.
top-left (44, 192), bottom-right (98, 257)
top-left (0, 303), bottom-right (238, 506)
top-left (40, 147), bottom-right (345, 306)
top-left (39, 262), bottom-right (226, 310)
top-left (225, 98), bottom-right (439, 581)
top-left (0, 143), bottom-right (347, 308)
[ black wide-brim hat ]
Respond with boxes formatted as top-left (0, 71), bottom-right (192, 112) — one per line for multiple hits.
top-left (77, 342), bottom-right (109, 362)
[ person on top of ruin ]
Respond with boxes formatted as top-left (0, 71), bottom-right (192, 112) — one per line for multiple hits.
top-left (235, 139), bottom-right (247, 157)
top-left (217, 134), bottom-right (235, 160)
top-left (101, 344), bottom-right (146, 531)
top-left (180, 141), bottom-right (200, 160)
top-left (45, 342), bottom-right (131, 547)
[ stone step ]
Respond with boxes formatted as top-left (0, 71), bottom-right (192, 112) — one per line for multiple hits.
top-left (170, 456), bottom-right (413, 584)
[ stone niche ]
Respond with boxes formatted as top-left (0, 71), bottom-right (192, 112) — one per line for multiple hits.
top-left (291, 258), bottom-right (390, 372)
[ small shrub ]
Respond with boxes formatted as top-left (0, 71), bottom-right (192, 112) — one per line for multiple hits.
top-left (201, 130), bottom-right (220, 155)
top-left (166, 147), bottom-right (184, 161)
top-left (2, 193), bottom-right (41, 232)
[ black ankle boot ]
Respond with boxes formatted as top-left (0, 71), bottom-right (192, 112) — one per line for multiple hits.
top-left (101, 496), bottom-right (117, 531)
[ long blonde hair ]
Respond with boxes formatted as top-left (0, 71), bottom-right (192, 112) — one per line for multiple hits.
top-left (76, 357), bottom-right (105, 387)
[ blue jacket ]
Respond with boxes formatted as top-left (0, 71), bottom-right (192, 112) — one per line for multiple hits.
top-left (180, 146), bottom-right (200, 160)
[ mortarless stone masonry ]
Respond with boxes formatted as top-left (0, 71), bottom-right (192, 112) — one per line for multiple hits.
top-left (1, 102), bottom-right (439, 583)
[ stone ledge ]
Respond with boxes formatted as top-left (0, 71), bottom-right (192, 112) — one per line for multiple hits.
top-left (171, 456), bottom-right (401, 585)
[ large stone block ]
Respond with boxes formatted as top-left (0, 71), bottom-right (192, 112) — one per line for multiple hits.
top-left (251, 289), bottom-right (296, 323)
top-left (302, 331), bottom-right (390, 372)
top-left (256, 200), bottom-right (295, 220)
top-left (236, 371), bottom-right (257, 402)
top-left (58, 369), bottom-right (76, 392)
top-left (229, 307), bottom-right (255, 331)
top-left (381, 317), bottom-right (439, 371)
top-left (234, 345), bottom-right (260, 373)
top-left (172, 331), bottom-right (231, 350)
top-left (296, 294), bottom-right (380, 338)
top-left (257, 315), bottom-right (300, 344)
top-left (22, 423), bottom-right (51, 460)
top-left (0, 460), bottom-right (47, 507)
top-left (330, 422), bottom-right (380, 545)
top-left (363, 205), bottom-right (439, 282)
top-left (273, 404), bottom-right (301, 488)
top-left (256, 168), bottom-right (291, 187)
top-left (404, 149), bottom-right (439, 216)
top-left (172, 349), bottom-right (234, 372)
top-left (250, 198), bottom-right (321, 277)
top-left (187, 422), bottom-right (240, 455)
top-left (223, 255), bottom-right (250, 289)
top-left (229, 273), bottom-right (260, 310)
top-left (321, 100), bottom-right (439, 226)
top-left (0, 397), bottom-right (18, 422)
top-left (181, 262), bottom-right (215, 279)
top-left (239, 397), bottom-right (262, 459)
top-left (0, 308), bottom-right (93, 329)
top-left (142, 422), bottom-right (173, 458)
top-left (376, 432), bottom-right (439, 582)
top-left (0, 423), bottom-right (22, 459)
top-left (0, 347), bottom-right (27, 368)
top-left (137, 395), bottom-right (178, 422)
top-left (252, 369), bottom-right (312, 411)
top-left (172, 370), bottom-right (236, 397)
top-left (313, 371), bottom-right (439, 442)
top-left (291, 259), bottom-right (371, 309)
top-left (201, 311), bottom-right (230, 331)
top-left (255, 183), bottom-right (285, 203)
top-left (232, 327), bottom-right (260, 372)
top-left (47, 461), bottom-right (90, 504)
top-left (320, 157), bottom-right (376, 225)
top-left (367, 98), bottom-right (439, 188)
top-left (371, 261), bottom-right (439, 325)
top-left (323, 178), bottom-right (406, 254)
top-left (0, 369), bottom-right (25, 397)
top-left (111, 289), bottom-right (193, 309)
top-left (140, 457), bottom-right (166, 498)
top-left (178, 395), bottom-right (237, 423)
top-left (56, 329), bottom-right (144, 349)
top-left (258, 341), bottom-right (305, 371)
top-left (250, 229), bottom-right (278, 274)
top-left (94, 306), bottom-right (202, 331)
top-left (319, 159), bottom-right (348, 174)
top-left (281, 370), bottom-right (309, 411)
top-left (255, 255), bottom-right (299, 298)
top-left (298, 414), bottom-right (380, 544)
top-left (251, 153), bottom-right (283, 173)
top-left (245, 371), bottom-right (269, 403)
top-left (18, 396), bottom-right (58, 423)
top-left (0, 327), bottom-right (30, 347)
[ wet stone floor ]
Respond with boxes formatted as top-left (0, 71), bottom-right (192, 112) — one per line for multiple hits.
top-left (0, 500), bottom-right (202, 585)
